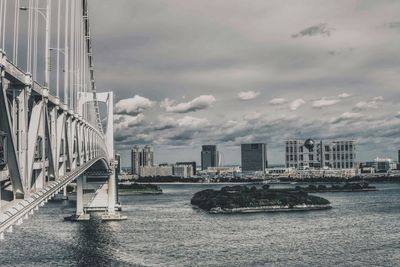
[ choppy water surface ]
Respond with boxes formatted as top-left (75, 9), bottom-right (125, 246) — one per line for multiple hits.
top-left (1, 183), bottom-right (400, 267)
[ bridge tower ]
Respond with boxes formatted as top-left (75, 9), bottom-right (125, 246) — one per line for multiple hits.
top-left (0, 0), bottom-right (126, 238)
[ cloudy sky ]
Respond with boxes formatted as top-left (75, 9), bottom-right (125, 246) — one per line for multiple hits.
top-left (88, 0), bottom-right (400, 166)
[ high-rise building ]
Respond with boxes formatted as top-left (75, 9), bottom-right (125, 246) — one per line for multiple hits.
top-left (131, 145), bottom-right (141, 175)
top-left (285, 139), bottom-right (356, 169)
top-left (115, 153), bottom-right (121, 174)
top-left (142, 145), bottom-right (154, 166)
top-left (131, 145), bottom-right (155, 175)
top-left (201, 145), bottom-right (219, 170)
top-left (241, 143), bottom-right (268, 172)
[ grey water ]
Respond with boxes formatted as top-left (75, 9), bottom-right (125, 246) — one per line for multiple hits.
top-left (1, 183), bottom-right (400, 267)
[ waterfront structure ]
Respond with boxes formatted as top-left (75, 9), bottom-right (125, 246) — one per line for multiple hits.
top-left (360, 157), bottom-right (397, 173)
top-left (201, 145), bottom-right (220, 170)
top-left (241, 143), bottom-right (268, 172)
top-left (131, 145), bottom-right (154, 175)
top-left (173, 164), bottom-right (193, 178)
top-left (285, 139), bottom-right (356, 169)
top-left (139, 166), bottom-right (173, 177)
top-left (266, 167), bottom-right (356, 179)
top-left (206, 166), bottom-right (240, 175)
top-left (176, 161), bottom-right (197, 175)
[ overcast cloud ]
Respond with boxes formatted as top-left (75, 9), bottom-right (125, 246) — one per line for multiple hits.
top-left (88, 0), bottom-right (400, 166)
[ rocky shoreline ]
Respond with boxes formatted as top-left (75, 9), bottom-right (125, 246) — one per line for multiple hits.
top-left (206, 204), bottom-right (332, 214)
top-left (294, 182), bottom-right (377, 193)
top-left (118, 183), bottom-right (163, 194)
top-left (191, 185), bottom-right (332, 214)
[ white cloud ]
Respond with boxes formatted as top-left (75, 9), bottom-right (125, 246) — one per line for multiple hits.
top-left (312, 97), bottom-right (340, 108)
top-left (161, 95), bottom-right (216, 113)
top-left (289, 99), bottom-right (306, 111)
top-left (177, 116), bottom-right (209, 128)
top-left (338, 93), bottom-right (351, 99)
top-left (269, 98), bottom-right (287, 105)
top-left (331, 112), bottom-right (364, 124)
top-left (354, 96), bottom-right (384, 111)
top-left (238, 90), bottom-right (260, 100)
top-left (114, 114), bottom-right (145, 130)
top-left (115, 95), bottom-right (154, 116)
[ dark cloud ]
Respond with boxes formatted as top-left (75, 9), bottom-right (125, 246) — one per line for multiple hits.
top-left (291, 23), bottom-right (335, 38)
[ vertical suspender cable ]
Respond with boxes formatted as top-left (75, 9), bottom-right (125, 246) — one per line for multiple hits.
top-left (13, 0), bottom-right (20, 64)
top-left (0, 0), bottom-right (3, 49)
top-left (27, 0), bottom-right (32, 72)
top-left (1, 0), bottom-right (7, 50)
top-left (64, 0), bottom-right (69, 106)
top-left (33, 0), bottom-right (38, 78)
top-left (70, 0), bottom-right (74, 111)
top-left (56, 0), bottom-right (61, 98)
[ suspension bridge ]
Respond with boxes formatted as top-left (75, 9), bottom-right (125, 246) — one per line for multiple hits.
top-left (0, 0), bottom-right (125, 240)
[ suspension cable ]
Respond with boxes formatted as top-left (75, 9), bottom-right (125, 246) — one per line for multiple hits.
top-left (1, 0), bottom-right (7, 50)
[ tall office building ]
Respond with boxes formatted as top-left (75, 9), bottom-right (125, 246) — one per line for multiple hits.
top-left (201, 145), bottom-right (220, 170)
top-left (131, 145), bottom-right (154, 175)
top-left (115, 154), bottom-right (121, 174)
top-left (131, 145), bottom-right (141, 175)
top-left (285, 139), bottom-right (356, 169)
top-left (241, 143), bottom-right (268, 172)
top-left (142, 145), bottom-right (154, 166)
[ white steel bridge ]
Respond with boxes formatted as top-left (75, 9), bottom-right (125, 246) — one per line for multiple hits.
top-left (0, 0), bottom-right (124, 240)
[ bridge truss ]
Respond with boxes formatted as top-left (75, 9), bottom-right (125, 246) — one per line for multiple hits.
top-left (0, 0), bottom-right (124, 239)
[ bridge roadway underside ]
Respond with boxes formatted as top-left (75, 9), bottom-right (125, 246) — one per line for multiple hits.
top-left (0, 157), bottom-right (124, 239)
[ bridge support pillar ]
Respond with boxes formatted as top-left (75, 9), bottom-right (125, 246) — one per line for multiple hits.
top-left (62, 186), bottom-right (68, 200)
top-left (101, 170), bottom-right (126, 221)
top-left (75, 175), bottom-right (89, 220)
top-left (65, 175), bottom-right (89, 221)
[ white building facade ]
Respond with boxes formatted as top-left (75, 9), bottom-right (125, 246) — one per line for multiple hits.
top-left (285, 139), bottom-right (356, 169)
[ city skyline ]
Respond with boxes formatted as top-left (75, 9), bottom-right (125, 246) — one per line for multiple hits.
top-left (88, 1), bottom-right (400, 165)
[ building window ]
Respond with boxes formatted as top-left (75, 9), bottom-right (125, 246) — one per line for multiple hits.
top-left (309, 154), bottom-right (314, 161)
top-left (300, 155), bottom-right (303, 161)
top-left (325, 154), bottom-right (330, 160)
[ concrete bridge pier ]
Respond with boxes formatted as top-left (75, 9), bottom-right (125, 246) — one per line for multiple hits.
top-left (101, 169), bottom-right (126, 221)
top-left (62, 186), bottom-right (68, 200)
top-left (65, 175), bottom-right (89, 221)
